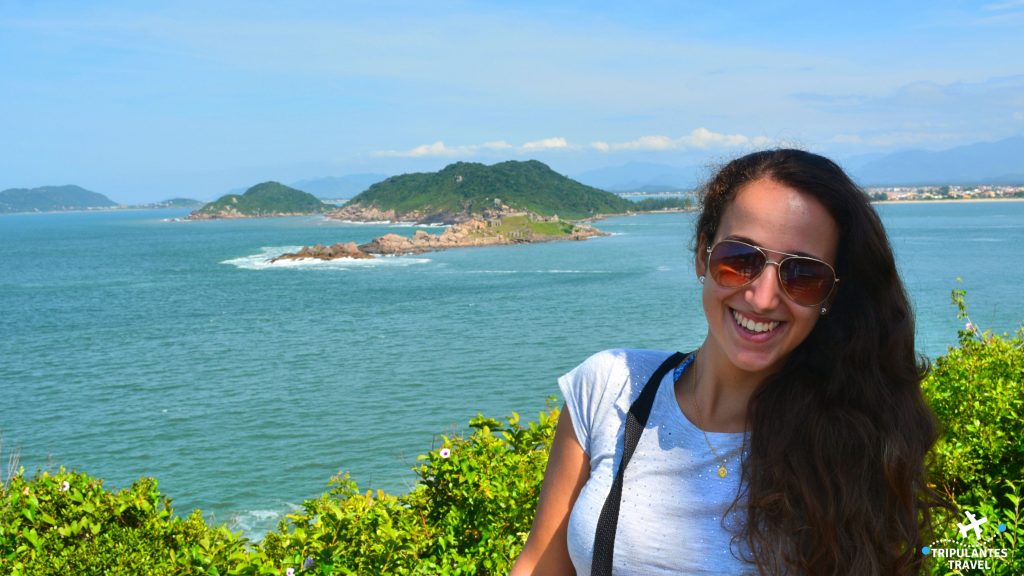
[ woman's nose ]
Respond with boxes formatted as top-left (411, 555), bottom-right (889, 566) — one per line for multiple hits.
top-left (745, 261), bottom-right (783, 311)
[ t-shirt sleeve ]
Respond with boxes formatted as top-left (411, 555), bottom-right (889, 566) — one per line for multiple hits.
top-left (557, 349), bottom-right (627, 456)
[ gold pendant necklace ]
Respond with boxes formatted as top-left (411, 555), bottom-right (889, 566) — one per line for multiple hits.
top-left (691, 351), bottom-right (731, 478)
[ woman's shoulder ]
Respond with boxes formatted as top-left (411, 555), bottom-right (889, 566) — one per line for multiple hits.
top-left (559, 348), bottom-right (678, 408)
top-left (557, 348), bottom-right (679, 455)
top-left (570, 348), bottom-right (678, 380)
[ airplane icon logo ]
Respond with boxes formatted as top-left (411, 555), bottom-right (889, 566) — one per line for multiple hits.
top-left (957, 510), bottom-right (988, 540)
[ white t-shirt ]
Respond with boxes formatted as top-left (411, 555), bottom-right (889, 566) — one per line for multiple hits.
top-left (559, 348), bottom-right (754, 575)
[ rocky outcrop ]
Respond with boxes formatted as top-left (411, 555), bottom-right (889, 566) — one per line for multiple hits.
top-left (187, 209), bottom-right (311, 220)
top-left (358, 220), bottom-right (510, 255)
top-left (326, 203), bottom-right (521, 225)
top-left (326, 205), bottom-right (403, 223)
top-left (270, 242), bottom-right (373, 263)
top-left (267, 217), bottom-right (607, 263)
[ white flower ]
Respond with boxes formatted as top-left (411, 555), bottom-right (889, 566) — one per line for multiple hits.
top-left (61, 481), bottom-right (70, 492)
top-left (286, 569), bottom-right (295, 576)
top-left (439, 447), bottom-right (451, 459)
top-left (965, 321), bottom-right (977, 332)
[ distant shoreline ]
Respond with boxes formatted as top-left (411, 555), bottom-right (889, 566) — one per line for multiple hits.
top-left (4, 197), bottom-right (1023, 217)
top-left (874, 197), bottom-right (1024, 205)
top-left (0, 205), bottom-right (201, 216)
top-left (581, 206), bottom-right (695, 223)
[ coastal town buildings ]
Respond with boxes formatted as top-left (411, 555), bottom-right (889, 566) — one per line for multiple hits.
top-left (866, 185), bottom-right (1024, 201)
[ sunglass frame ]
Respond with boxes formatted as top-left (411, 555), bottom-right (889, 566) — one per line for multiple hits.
top-left (705, 239), bottom-right (840, 307)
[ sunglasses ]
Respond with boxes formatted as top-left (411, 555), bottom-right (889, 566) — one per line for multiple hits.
top-left (705, 239), bottom-right (839, 307)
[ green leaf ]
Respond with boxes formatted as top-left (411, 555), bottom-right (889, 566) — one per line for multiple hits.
top-left (21, 529), bottom-right (40, 550)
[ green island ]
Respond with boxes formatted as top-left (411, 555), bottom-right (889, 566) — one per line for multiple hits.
top-left (328, 159), bottom-right (691, 224)
top-left (0, 185), bottom-right (118, 214)
top-left (272, 160), bottom-right (691, 261)
top-left (1, 290), bottom-right (1021, 575)
top-left (187, 182), bottom-right (330, 220)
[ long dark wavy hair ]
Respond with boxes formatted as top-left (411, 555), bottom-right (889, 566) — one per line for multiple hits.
top-left (694, 149), bottom-right (943, 575)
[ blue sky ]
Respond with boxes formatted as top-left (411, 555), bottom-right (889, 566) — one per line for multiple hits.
top-left (2, 0), bottom-right (1023, 202)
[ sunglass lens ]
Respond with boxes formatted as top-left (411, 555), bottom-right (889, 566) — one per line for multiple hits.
top-left (709, 242), bottom-right (765, 287)
top-left (780, 259), bottom-right (834, 305)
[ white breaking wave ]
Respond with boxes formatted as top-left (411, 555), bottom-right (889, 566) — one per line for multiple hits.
top-left (468, 269), bottom-right (613, 274)
top-left (329, 220), bottom-right (444, 227)
top-left (332, 219), bottom-right (400, 225)
top-left (221, 246), bottom-right (431, 270)
top-left (390, 222), bottom-right (449, 228)
top-left (228, 506), bottom-right (299, 542)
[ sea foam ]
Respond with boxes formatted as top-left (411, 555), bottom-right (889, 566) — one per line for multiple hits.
top-left (227, 505), bottom-right (299, 542)
top-left (221, 246), bottom-right (431, 270)
top-left (468, 269), bottom-right (612, 275)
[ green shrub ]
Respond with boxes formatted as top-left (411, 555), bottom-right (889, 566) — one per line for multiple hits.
top-left (0, 406), bottom-right (557, 575)
top-left (0, 469), bottom-right (249, 575)
top-left (410, 411), bottom-right (554, 573)
top-left (250, 408), bottom-right (557, 575)
top-left (921, 288), bottom-right (1024, 575)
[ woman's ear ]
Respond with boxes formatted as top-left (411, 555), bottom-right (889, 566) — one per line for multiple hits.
top-left (821, 283), bottom-right (840, 315)
top-left (695, 234), bottom-right (708, 279)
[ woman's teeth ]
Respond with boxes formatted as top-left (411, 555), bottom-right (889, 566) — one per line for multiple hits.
top-left (732, 310), bottom-right (780, 333)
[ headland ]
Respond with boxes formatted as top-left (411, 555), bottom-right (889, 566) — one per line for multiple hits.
top-left (270, 214), bottom-right (604, 262)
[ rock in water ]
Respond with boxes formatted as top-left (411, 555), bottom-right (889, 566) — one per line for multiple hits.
top-left (270, 242), bottom-right (373, 262)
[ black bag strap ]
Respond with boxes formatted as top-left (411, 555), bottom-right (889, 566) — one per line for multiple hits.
top-left (591, 350), bottom-right (689, 576)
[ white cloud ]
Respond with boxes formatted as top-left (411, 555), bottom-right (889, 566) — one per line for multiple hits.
top-left (481, 140), bottom-right (514, 150)
top-left (521, 137), bottom-right (569, 151)
top-left (591, 128), bottom-right (770, 152)
top-left (374, 140), bottom-right (513, 158)
top-left (394, 141), bottom-right (458, 158)
top-left (374, 137), bottom-right (568, 157)
top-left (685, 127), bottom-right (771, 148)
top-left (377, 129), bottom-right (775, 159)
top-left (615, 135), bottom-right (676, 151)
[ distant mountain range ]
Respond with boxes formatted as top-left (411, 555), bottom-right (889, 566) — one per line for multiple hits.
top-left (290, 174), bottom-right (388, 199)
top-left (0, 185), bottom-right (117, 213)
top-left (573, 162), bottom-right (704, 192)
top-left (5, 137), bottom-right (1019, 215)
top-left (0, 186), bottom-right (205, 213)
top-left (571, 135), bottom-right (1024, 190)
top-left (849, 136), bottom-right (1024, 186)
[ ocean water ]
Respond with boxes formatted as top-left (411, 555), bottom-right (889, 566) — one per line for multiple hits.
top-left (2, 201), bottom-right (1022, 539)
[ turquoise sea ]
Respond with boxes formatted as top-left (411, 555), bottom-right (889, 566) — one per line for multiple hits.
top-left (2, 201), bottom-right (1023, 538)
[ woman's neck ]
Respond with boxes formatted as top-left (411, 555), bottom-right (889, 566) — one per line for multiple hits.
top-left (676, 342), bottom-right (764, 433)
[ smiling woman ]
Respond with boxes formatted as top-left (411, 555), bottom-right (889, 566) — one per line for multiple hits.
top-left (513, 149), bottom-right (945, 576)
top-left (696, 177), bottom-right (840, 382)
